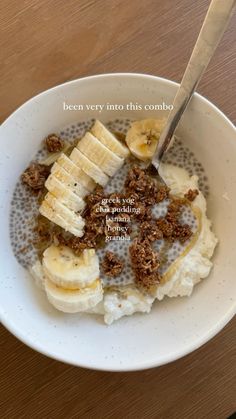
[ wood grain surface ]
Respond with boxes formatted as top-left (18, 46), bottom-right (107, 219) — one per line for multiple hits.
top-left (0, 1), bottom-right (235, 418)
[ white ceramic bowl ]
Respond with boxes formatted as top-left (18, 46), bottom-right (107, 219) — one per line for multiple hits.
top-left (0, 73), bottom-right (235, 371)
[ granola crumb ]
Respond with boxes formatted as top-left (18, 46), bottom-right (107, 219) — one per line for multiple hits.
top-left (172, 223), bottom-right (193, 244)
top-left (156, 185), bottom-right (170, 202)
top-left (35, 216), bottom-right (51, 242)
top-left (102, 251), bottom-right (124, 277)
top-left (45, 134), bottom-right (64, 152)
top-left (156, 218), bottom-right (174, 240)
top-left (184, 189), bottom-right (199, 202)
top-left (139, 221), bottom-right (163, 242)
top-left (69, 235), bottom-right (95, 254)
top-left (21, 163), bottom-right (50, 191)
top-left (129, 238), bottom-right (161, 290)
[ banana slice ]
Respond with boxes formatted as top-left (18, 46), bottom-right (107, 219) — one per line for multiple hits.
top-left (43, 245), bottom-right (99, 289)
top-left (57, 153), bottom-right (96, 192)
top-left (77, 132), bottom-right (124, 177)
top-left (44, 193), bottom-right (85, 229)
top-left (45, 277), bottom-right (103, 313)
top-left (70, 148), bottom-right (109, 186)
top-left (125, 118), bottom-right (165, 161)
top-left (39, 200), bottom-right (84, 237)
top-left (39, 193), bottom-right (85, 236)
top-left (45, 175), bottom-right (85, 212)
top-left (51, 162), bottom-right (89, 198)
top-left (91, 120), bottom-right (130, 158)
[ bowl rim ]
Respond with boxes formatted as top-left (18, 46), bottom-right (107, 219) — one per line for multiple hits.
top-left (1, 72), bottom-right (235, 371)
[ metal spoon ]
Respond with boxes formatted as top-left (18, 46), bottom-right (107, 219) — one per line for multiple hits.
top-left (149, 0), bottom-right (236, 180)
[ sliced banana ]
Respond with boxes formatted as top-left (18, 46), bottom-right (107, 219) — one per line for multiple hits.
top-left (51, 162), bottom-right (89, 198)
top-left (125, 118), bottom-right (165, 161)
top-left (77, 132), bottom-right (124, 177)
top-left (91, 120), bottom-right (130, 158)
top-left (45, 277), bottom-right (103, 313)
top-left (45, 175), bottom-right (85, 212)
top-left (70, 147), bottom-right (109, 186)
top-left (57, 153), bottom-right (96, 192)
top-left (39, 194), bottom-right (84, 236)
top-left (43, 245), bottom-right (99, 289)
top-left (44, 193), bottom-right (85, 229)
top-left (39, 201), bottom-right (84, 237)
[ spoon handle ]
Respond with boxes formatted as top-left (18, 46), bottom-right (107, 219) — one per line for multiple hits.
top-left (152, 0), bottom-right (236, 169)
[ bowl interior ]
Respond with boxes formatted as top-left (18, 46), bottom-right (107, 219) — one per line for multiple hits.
top-left (0, 74), bottom-right (235, 371)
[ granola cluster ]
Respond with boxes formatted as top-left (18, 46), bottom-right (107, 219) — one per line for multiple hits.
top-left (21, 163), bottom-right (50, 191)
top-left (129, 238), bottom-right (162, 289)
top-left (156, 198), bottom-right (193, 244)
top-left (45, 134), bottom-right (64, 152)
top-left (125, 165), bottom-right (169, 205)
top-left (101, 251), bottom-right (124, 277)
top-left (21, 134), bottom-right (64, 193)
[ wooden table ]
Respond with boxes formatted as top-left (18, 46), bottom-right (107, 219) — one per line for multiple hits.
top-left (0, 1), bottom-right (235, 417)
